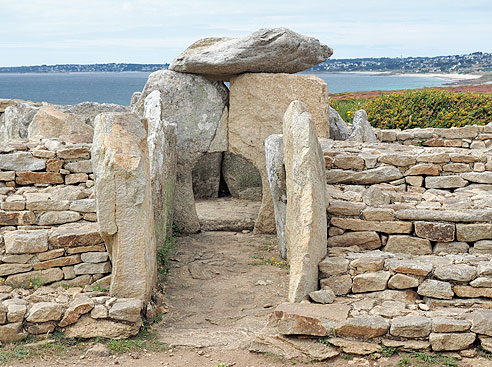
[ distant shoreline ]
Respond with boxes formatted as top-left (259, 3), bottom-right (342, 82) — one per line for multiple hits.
top-left (312, 70), bottom-right (483, 81)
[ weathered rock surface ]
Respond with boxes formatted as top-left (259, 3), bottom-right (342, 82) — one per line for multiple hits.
top-left (143, 89), bottom-right (177, 244)
top-left (283, 101), bottom-right (327, 302)
top-left (352, 271), bottom-right (391, 293)
top-left (229, 72), bottom-right (330, 233)
top-left (135, 70), bottom-right (228, 233)
top-left (418, 279), bottom-right (454, 300)
top-left (434, 264), bottom-right (477, 282)
top-left (26, 302), bottom-right (64, 322)
top-left (327, 231), bottom-right (381, 250)
top-left (390, 316), bottom-right (431, 338)
top-left (223, 152), bottom-right (262, 201)
top-left (329, 107), bottom-right (349, 141)
top-left (0, 102), bottom-right (40, 141)
top-left (28, 107), bottom-right (93, 142)
top-left (385, 235), bottom-right (432, 255)
top-left (415, 221), bottom-right (455, 242)
top-left (265, 134), bottom-right (287, 259)
top-left (169, 28), bottom-right (332, 79)
top-left (347, 110), bottom-right (377, 143)
top-left (4, 230), bottom-right (48, 254)
top-left (318, 256), bottom-right (349, 276)
top-left (59, 294), bottom-right (94, 327)
top-left (63, 315), bottom-right (140, 339)
top-left (326, 166), bottom-right (403, 185)
top-left (63, 101), bottom-right (129, 127)
top-left (274, 302), bottom-right (350, 336)
top-left (309, 289), bottom-right (336, 304)
top-left (429, 332), bottom-right (476, 351)
top-left (192, 152), bottom-right (222, 198)
top-left (334, 316), bottom-right (389, 339)
top-left (92, 112), bottom-right (155, 302)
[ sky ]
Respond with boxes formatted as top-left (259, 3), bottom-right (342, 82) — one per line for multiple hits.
top-left (1, 0), bottom-right (491, 67)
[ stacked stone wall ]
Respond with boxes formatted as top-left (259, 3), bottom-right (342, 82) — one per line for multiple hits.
top-left (0, 138), bottom-right (145, 341)
top-left (376, 123), bottom-right (492, 149)
top-left (323, 141), bottom-right (492, 257)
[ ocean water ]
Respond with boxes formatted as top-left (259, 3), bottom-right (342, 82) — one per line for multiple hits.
top-left (0, 71), bottom-right (452, 106)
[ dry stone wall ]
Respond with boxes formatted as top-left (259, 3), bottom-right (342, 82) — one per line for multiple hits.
top-left (376, 123), bottom-right (492, 149)
top-left (0, 137), bottom-right (145, 342)
top-left (323, 141), bottom-right (492, 256)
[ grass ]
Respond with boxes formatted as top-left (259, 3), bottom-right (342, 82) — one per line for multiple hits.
top-left (395, 351), bottom-right (459, 367)
top-left (330, 98), bottom-right (367, 123)
top-left (0, 326), bottom-right (168, 364)
top-left (379, 345), bottom-right (397, 357)
top-left (249, 255), bottom-right (289, 269)
top-left (157, 235), bottom-right (177, 280)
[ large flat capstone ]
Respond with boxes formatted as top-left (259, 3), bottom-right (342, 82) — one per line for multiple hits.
top-left (169, 28), bottom-right (332, 80)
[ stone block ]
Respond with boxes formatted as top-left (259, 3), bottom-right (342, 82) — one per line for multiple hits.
top-left (417, 279), bottom-right (454, 300)
top-left (318, 256), bottom-right (348, 276)
top-left (425, 176), bottom-right (468, 189)
top-left (330, 217), bottom-right (412, 234)
top-left (26, 302), bottom-right (64, 322)
top-left (352, 271), bottom-right (391, 293)
top-left (328, 231), bottom-right (381, 250)
top-left (429, 332), bottom-right (476, 351)
top-left (334, 316), bottom-right (389, 339)
top-left (108, 298), bottom-right (143, 323)
top-left (434, 264), bottom-right (477, 282)
top-left (320, 275), bottom-right (352, 295)
top-left (274, 302), bottom-right (350, 336)
top-left (390, 316), bottom-right (431, 338)
top-left (385, 235), bottom-right (432, 255)
top-left (4, 230), bottom-right (48, 254)
top-left (415, 221), bottom-right (455, 242)
top-left (457, 223), bottom-right (492, 242)
top-left (388, 274), bottom-right (419, 289)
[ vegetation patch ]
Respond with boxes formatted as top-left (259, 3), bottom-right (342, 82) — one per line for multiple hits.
top-left (331, 87), bottom-right (492, 130)
top-left (0, 327), bottom-right (167, 364)
top-left (396, 351), bottom-right (459, 367)
top-left (365, 89), bottom-right (492, 129)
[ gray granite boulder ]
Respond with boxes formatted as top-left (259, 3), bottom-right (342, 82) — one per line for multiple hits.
top-left (169, 28), bottom-right (333, 80)
top-left (135, 70), bottom-right (228, 233)
top-left (329, 107), bottom-right (349, 141)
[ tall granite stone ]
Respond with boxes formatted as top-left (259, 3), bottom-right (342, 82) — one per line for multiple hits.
top-left (92, 112), bottom-right (156, 302)
top-left (265, 134), bottom-right (287, 259)
top-left (283, 101), bottom-right (327, 302)
top-left (143, 90), bottom-right (177, 246)
top-left (169, 28), bottom-right (333, 80)
top-left (135, 70), bottom-right (228, 233)
top-left (228, 73), bottom-right (330, 233)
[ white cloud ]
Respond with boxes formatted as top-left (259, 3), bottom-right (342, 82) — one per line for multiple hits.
top-left (0, 0), bottom-right (491, 65)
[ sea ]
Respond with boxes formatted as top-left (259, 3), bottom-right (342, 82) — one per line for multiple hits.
top-left (0, 71), bottom-right (453, 106)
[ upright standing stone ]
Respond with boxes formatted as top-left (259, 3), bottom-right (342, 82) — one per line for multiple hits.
top-left (283, 101), bottom-right (327, 302)
top-left (135, 70), bottom-right (228, 233)
top-left (348, 110), bottom-right (377, 143)
top-left (92, 112), bottom-right (155, 303)
top-left (265, 134), bottom-right (287, 259)
top-left (143, 90), bottom-right (177, 245)
top-left (229, 73), bottom-right (330, 233)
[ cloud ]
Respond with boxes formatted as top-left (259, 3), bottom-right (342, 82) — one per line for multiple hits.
top-left (0, 0), bottom-right (491, 65)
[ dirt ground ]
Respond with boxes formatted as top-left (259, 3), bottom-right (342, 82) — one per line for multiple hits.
top-left (6, 200), bottom-right (492, 366)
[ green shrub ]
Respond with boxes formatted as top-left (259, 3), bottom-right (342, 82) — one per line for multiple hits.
top-left (364, 89), bottom-right (492, 130)
top-left (330, 98), bottom-right (366, 122)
